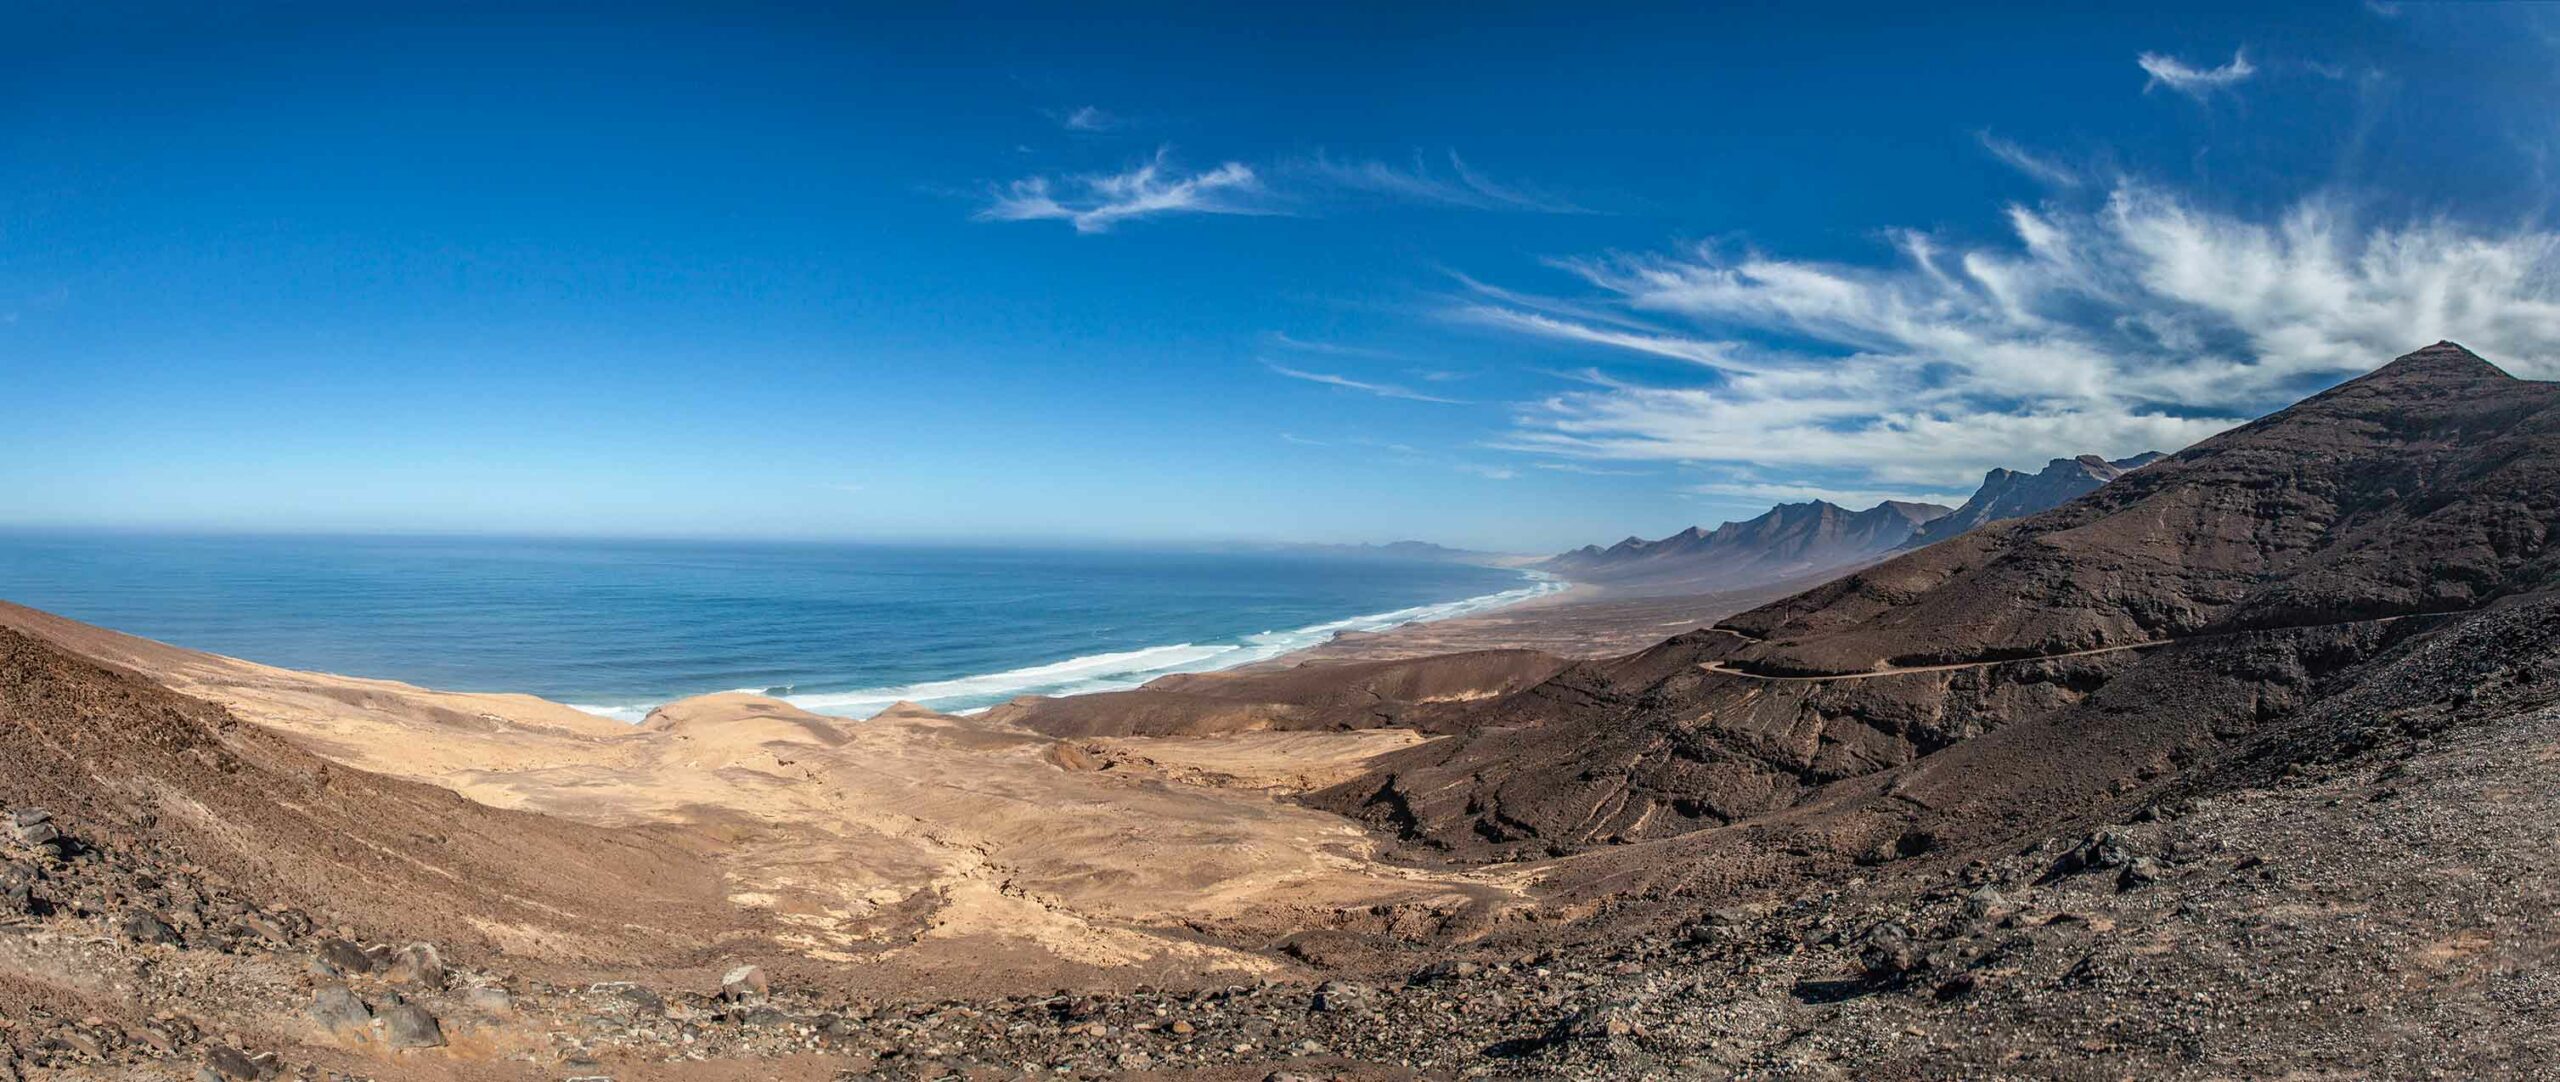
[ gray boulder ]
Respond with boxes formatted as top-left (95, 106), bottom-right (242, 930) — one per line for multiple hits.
top-left (379, 1003), bottom-right (445, 1049)
top-left (309, 984), bottom-right (372, 1033)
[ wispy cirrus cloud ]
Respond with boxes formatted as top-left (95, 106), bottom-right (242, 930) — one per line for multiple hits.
top-left (1054, 105), bottom-right (1121, 132)
top-left (2138, 48), bottom-right (2257, 99)
top-left (1977, 131), bottom-right (2082, 187)
top-left (1302, 150), bottom-right (1585, 213)
top-left (1532, 462), bottom-right (1650, 477)
top-left (978, 148), bottom-right (1265, 233)
top-left (1478, 184), bottom-right (2560, 488)
top-left (1458, 305), bottom-right (1752, 371)
top-left (1264, 332), bottom-right (1406, 360)
top-left (980, 147), bottom-right (1578, 233)
top-left (1261, 361), bottom-right (1469, 404)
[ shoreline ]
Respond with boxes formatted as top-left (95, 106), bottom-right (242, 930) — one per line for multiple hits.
top-left (570, 564), bottom-right (1575, 722)
top-left (1246, 576), bottom-right (1809, 669)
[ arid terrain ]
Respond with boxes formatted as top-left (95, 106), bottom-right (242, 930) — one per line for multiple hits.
top-left (5, 344), bottom-right (2559, 1080)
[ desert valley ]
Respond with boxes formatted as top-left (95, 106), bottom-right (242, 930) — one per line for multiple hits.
top-left (6, 342), bottom-right (2560, 1080)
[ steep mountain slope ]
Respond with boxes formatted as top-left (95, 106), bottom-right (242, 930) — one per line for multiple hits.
top-left (1320, 343), bottom-right (2560, 858)
top-left (1542, 499), bottom-right (1951, 594)
top-left (1897, 451), bottom-right (2163, 550)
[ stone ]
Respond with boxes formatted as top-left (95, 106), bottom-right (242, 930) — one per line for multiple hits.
top-left (2069, 831), bottom-right (2134, 873)
top-left (0, 865), bottom-right (30, 915)
top-left (379, 1003), bottom-right (445, 1049)
top-left (463, 985), bottom-right (514, 1014)
top-left (1410, 959), bottom-right (1482, 984)
top-left (1858, 922), bottom-right (1920, 979)
top-left (201, 1044), bottom-right (259, 1081)
top-left (2119, 856), bottom-right (2164, 890)
top-left (1551, 999), bottom-right (1644, 1043)
top-left (310, 984), bottom-right (372, 1032)
top-left (384, 943), bottom-right (447, 990)
top-left (1309, 980), bottom-right (1374, 1013)
top-left (237, 915), bottom-right (292, 947)
top-left (1963, 886), bottom-right (2007, 918)
top-left (315, 938), bottom-right (377, 974)
top-left (719, 964), bottom-right (769, 1003)
top-left (121, 910), bottom-right (182, 946)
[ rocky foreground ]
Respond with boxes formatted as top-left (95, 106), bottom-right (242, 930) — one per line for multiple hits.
top-left (7, 646), bottom-right (2554, 1081)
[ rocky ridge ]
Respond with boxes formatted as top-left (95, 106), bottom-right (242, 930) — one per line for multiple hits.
top-left (1542, 500), bottom-right (1951, 596)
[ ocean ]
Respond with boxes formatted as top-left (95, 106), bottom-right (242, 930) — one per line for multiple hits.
top-left (0, 533), bottom-right (1561, 720)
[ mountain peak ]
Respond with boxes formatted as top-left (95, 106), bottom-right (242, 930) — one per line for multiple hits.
top-left (1899, 449), bottom-right (2161, 552)
top-left (2360, 341), bottom-right (2512, 385)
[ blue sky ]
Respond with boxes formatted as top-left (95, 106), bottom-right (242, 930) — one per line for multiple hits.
top-left (6, 2), bottom-right (2560, 552)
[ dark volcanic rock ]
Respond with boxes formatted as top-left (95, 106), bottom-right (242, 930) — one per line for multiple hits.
top-left (315, 938), bottom-right (377, 975)
top-left (309, 984), bottom-right (372, 1032)
top-left (118, 909), bottom-right (180, 946)
top-left (201, 1044), bottom-right (259, 1081)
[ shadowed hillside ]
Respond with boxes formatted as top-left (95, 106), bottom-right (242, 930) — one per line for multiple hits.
top-left (1320, 343), bottom-right (2560, 857)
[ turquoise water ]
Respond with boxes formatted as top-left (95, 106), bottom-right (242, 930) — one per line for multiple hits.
top-left (0, 533), bottom-right (1559, 719)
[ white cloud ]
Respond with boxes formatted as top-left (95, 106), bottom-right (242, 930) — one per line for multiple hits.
top-left (1057, 105), bottom-right (1119, 132)
top-left (1977, 131), bottom-right (2082, 187)
top-left (1302, 150), bottom-right (1584, 213)
top-left (1459, 305), bottom-right (1753, 372)
top-left (1483, 184), bottom-right (2560, 488)
top-left (980, 148), bottom-right (1580, 232)
top-left (1457, 463), bottom-right (1518, 480)
top-left (1686, 478), bottom-right (1971, 509)
top-left (1262, 361), bottom-right (1469, 404)
top-left (2138, 48), bottom-right (2258, 99)
top-left (1532, 462), bottom-right (1649, 476)
top-left (1267, 332), bottom-right (1406, 360)
top-left (979, 149), bottom-right (1264, 233)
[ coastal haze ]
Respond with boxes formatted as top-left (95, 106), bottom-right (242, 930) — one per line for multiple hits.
top-left (8, 5), bottom-right (2560, 1082)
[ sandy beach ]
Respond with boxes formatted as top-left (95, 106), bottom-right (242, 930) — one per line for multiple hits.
top-left (1248, 575), bottom-right (1811, 668)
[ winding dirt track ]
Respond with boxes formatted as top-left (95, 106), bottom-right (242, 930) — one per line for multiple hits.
top-left (1696, 612), bottom-right (2459, 683)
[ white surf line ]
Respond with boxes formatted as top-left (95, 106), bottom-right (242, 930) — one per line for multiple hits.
top-left (570, 567), bottom-right (1572, 722)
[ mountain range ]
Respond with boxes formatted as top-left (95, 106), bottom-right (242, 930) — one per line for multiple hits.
top-left (1322, 342), bottom-right (2556, 859)
top-left (1542, 500), bottom-right (1953, 592)
top-left (1896, 451), bottom-right (2164, 550)
top-left (1542, 448), bottom-right (2165, 594)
